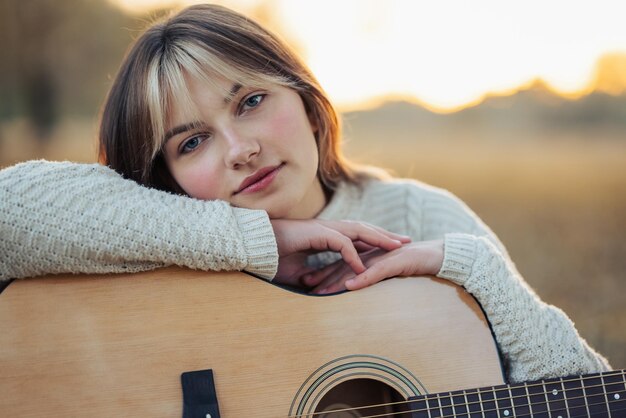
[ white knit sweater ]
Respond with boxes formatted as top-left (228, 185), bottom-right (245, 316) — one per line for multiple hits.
top-left (0, 160), bottom-right (611, 383)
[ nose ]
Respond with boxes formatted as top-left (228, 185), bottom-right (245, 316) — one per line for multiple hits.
top-left (223, 127), bottom-right (260, 169)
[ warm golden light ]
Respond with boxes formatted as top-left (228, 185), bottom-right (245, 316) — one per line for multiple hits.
top-left (109, 0), bottom-right (626, 112)
top-left (592, 53), bottom-right (626, 95)
top-left (110, 0), bottom-right (181, 14)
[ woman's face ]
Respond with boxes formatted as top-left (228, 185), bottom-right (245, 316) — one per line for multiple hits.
top-left (162, 75), bottom-right (325, 219)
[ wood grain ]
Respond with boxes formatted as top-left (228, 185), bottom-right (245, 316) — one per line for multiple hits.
top-left (0, 267), bottom-right (504, 416)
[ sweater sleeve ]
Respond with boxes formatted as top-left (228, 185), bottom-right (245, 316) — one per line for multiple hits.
top-left (0, 160), bottom-right (278, 281)
top-left (418, 188), bottom-right (611, 382)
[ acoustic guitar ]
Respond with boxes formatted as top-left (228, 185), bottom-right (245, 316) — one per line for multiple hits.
top-left (0, 267), bottom-right (623, 417)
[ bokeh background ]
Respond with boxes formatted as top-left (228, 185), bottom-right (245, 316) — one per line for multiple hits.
top-left (1, 0), bottom-right (624, 368)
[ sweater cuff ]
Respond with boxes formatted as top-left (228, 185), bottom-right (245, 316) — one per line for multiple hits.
top-left (233, 207), bottom-right (278, 280)
top-left (437, 233), bottom-right (477, 286)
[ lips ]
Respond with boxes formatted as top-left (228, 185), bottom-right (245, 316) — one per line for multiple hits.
top-left (235, 164), bottom-right (284, 195)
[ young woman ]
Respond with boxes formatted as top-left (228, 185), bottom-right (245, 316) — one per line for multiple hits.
top-left (0, 4), bottom-right (610, 383)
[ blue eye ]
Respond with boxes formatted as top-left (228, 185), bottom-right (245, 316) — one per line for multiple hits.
top-left (180, 134), bottom-right (208, 154)
top-left (241, 94), bottom-right (265, 112)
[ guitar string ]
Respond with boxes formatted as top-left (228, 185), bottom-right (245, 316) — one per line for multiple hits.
top-left (288, 370), bottom-right (625, 417)
top-left (307, 389), bottom-right (626, 418)
top-left (287, 371), bottom-right (625, 418)
top-left (504, 403), bottom-right (626, 418)
top-left (391, 400), bottom-right (626, 418)
top-left (298, 393), bottom-right (626, 418)
top-left (289, 381), bottom-right (625, 418)
top-left (312, 387), bottom-right (626, 418)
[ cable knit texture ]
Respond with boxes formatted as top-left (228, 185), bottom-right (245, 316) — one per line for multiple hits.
top-left (0, 161), bottom-right (610, 383)
top-left (0, 161), bottom-right (277, 280)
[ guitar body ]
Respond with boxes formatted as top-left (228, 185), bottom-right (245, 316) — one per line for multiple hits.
top-left (0, 267), bottom-right (504, 417)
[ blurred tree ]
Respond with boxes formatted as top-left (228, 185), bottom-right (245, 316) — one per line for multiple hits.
top-left (24, 68), bottom-right (58, 139)
top-left (0, 0), bottom-right (143, 140)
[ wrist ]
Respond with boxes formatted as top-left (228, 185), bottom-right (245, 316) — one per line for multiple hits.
top-left (234, 207), bottom-right (278, 279)
top-left (423, 239), bottom-right (445, 275)
top-left (436, 233), bottom-right (476, 285)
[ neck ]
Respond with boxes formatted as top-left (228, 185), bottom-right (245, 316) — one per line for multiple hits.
top-left (408, 369), bottom-right (625, 418)
top-left (284, 178), bottom-right (329, 220)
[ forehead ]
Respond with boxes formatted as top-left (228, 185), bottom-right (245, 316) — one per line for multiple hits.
top-left (169, 72), bottom-right (235, 112)
top-left (164, 71), bottom-right (261, 127)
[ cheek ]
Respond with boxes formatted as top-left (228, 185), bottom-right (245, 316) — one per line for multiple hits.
top-left (170, 160), bottom-right (225, 201)
top-left (268, 104), bottom-right (318, 153)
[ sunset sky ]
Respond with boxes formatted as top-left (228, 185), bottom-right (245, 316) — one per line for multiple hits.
top-left (111, 0), bottom-right (626, 112)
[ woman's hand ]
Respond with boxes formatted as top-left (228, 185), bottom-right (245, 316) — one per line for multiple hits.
top-left (270, 219), bottom-right (411, 287)
top-left (302, 239), bottom-right (444, 294)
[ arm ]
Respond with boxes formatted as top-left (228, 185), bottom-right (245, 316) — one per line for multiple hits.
top-left (0, 161), bottom-right (277, 281)
top-left (1, 161), bottom-right (407, 283)
top-left (438, 232), bottom-right (611, 382)
top-left (426, 190), bottom-right (612, 382)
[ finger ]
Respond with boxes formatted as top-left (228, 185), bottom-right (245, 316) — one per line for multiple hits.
top-left (315, 250), bottom-right (398, 294)
top-left (302, 261), bottom-right (345, 287)
top-left (365, 224), bottom-right (412, 243)
top-left (293, 266), bottom-right (320, 286)
top-left (353, 241), bottom-right (376, 252)
top-left (326, 221), bottom-right (409, 251)
top-left (344, 260), bottom-right (398, 291)
top-left (311, 269), bottom-right (355, 295)
top-left (329, 220), bottom-right (411, 243)
top-left (312, 229), bottom-right (366, 274)
top-left (318, 221), bottom-right (411, 249)
top-left (312, 246), bottom-right (396, 294)
top-left (308, 247), bottom-right (385, 291)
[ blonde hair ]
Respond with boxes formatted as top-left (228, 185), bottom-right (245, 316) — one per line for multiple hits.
top-left (99, 4), bottom-right (370, 194)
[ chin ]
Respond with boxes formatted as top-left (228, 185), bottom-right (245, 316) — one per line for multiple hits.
top-left (245, 191), bottom-right (318, 220)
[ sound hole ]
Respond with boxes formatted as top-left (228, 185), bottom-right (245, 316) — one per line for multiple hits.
top-left (314, 378), bottom-right (411, 417)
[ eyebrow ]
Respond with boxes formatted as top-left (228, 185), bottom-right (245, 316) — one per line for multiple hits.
top-left (163, 122), bottom-right (201, 143)
top-left (163, 83), bottom-right (243, 143)
top-left (223, 83), bottom-right (243, 104)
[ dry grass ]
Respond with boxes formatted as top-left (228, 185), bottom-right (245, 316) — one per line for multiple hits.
top-left (2, 118), bottom-right (625, 368)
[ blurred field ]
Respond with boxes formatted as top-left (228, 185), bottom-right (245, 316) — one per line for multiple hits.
top-left (1, 116), bottom-right (625, 369)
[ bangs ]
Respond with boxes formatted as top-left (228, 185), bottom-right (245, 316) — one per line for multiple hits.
top-left (144, 40), bottom-right (294, 160)
top-left (101, 3), bottom-right (360, 195)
